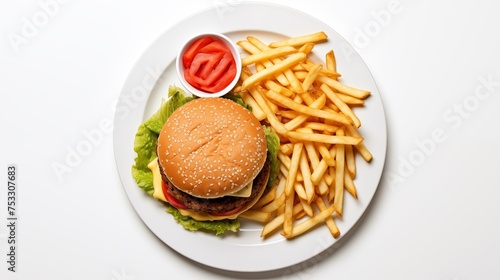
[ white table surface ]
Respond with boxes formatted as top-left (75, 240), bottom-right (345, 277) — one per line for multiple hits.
top-left (1, 0), bottom-right (499, 279)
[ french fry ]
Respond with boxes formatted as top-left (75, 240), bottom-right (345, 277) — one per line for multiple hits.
top-left (239, 91), bottom-right (266, 121)
top-left (311, 159), bottom-right (329, 186)
top-left (292, 93), bottom-right (304, 104)
top-left (279, 143), bottom-right (294, 156)
top-left (276, 203), bottom-right (285, 217)
top-left (304, 140), bottom-right (320, 168)
top-left (294, 182), bottom-right (308, 200)
top-left (237, 39), bottom-right (290, 86)
top-left (246, 36), bottom-right (270, 51)
top-left (301, 62), bottom-right (340, 78)
top-left (285, 203), bottom-right (336, 239)
top-left (294, 210), bottom-right (307, 220)
top-left (295, 127), bottom-right (335, 167)
top-left (241, 52), bottom-right (306, 90)
top-left (266, 90), bottom-right (352, 125)
top-left (315, 141), bottom-right (336, 166)
top-left (247, 36), bottom-right (291, 70)
top-left (303, 122), bottom-right (339, 134)
top-left (299, 195), bottom-right (314, 217)
top-left (285, 130), bottom-right (362, 145)
top-left (333, 128), bottom-right (345, 218)
top-left (279, 163), bottom-right (304, 182)
top-left (240, 66), bottom-right (254, 79)
top-left (298, 42), bottom-right (315, 55)
top-left (279, 110), bottom-right (301, 120)
top-left (337, 93), bottom-right (365, 106)
top-left (325, 50), bottom-right (339, 79)
top-left (316, 75), bottom-right (370, 99)
top-left (255, 62), bottom-right (266, 73)
top-left (298, 91), bottom-right (316, 106)
top-left (321, 83), bottom-right (361, 128)
top-left (236, 39), bottom-right (261, 54)
top-left (275, 174), bottom-right (286, 197)
top-left (247, 86), bottom-right (287, 134)
top-left (239, 210), bottom-right (272, 223)
top-left (344, 167), bottom-right (357, 199)
top-left (301, 64), bottom-right (322, 91)
top-left (245, 36), bottom-right (307, 94)
top-left (324, 172), bottom-right (334, 186)
top-left (252, 184), bottom-right (277, 209)
top-left (315, 197), bottom-right (340, 238)
top-left (277, 151), bottom-right (292, 169)
top-left (304, 139), bottom-right (330, 195)
top-left (285, 143), bottom-right (303, 196)
top-left (242, 45), bottom-right (297, 66)
top-left (299, 151), bottom-right (315, 203)
top-left (261, 192), bottom-right (286, 213)
top-left (265, 91), bottom-right (280, 114)
top-left (345, 143), bottom-right (356, 178)
top-left (317, 178), bottom-right (330, 196)
top-left (325, 102), bottom-right (340, 113)
top-left (328, 166), bottom-right (336, 202)
top-left (269, 31), bottom-right (328, 48)
top-left (284, 69), bottom-right (305, 93)
top-left (282, 193), bottom-right (295, 237)
top-left (261, 203), bottom-right (303, 238)
top-left (283, 94), bottom-right (326, 131)
top-left (344, 124), bottom-right (373, 162)
top-left (265, 80), bottom-right (294, 97)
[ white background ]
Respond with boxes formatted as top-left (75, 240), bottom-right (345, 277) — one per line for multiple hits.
top-left (1, 0), bottom-right (500, 279)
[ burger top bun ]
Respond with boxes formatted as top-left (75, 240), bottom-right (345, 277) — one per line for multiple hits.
top-left (157, 97), bottom-right (267, 199)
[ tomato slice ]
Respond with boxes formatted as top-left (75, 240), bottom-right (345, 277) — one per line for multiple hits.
top-left (199, 62), bottom-right (236, 93)
top-left (183, 68), bottom-right (200, 89)
top-left (197, 40), bottom-right (231, 54)
top-left (188, 52), bottom-right (214, 76)
top-left (162, 180), bottom-right (188, 209)
top-left (182, 37), bottom-right (214, 68)
top-left (197, 52), bottom-right (225, 79)
top-left (197, 52), bottom-right (234, 87)
top-left (212, 202), bottom-right (246, 217)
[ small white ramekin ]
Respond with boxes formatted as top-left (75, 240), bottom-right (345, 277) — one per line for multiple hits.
top-left (176, 32), bottom-right (242, 98)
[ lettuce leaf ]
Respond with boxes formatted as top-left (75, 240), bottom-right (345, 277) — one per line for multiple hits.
top-left (145, 86), bottom-right (194, 134)
top-left (166, 206), bottom-right (240, 236)
top-left (263, 125), bottom-right (280, 188)
top-left (131, 86), bottom-right (192, 196)
top-left (131, 123), bottom-right (157, 196)
top-left (223, 93), bottom-right (252, 111)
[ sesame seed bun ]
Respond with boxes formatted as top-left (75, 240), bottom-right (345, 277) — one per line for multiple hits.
top-left (157, 97), bottom-right (267, 199)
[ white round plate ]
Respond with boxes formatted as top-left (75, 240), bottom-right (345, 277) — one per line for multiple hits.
top-left (113, 2), bottom-right (387, 272)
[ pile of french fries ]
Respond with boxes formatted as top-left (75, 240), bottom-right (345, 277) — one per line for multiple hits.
top-left (235, 32), bottom-right (373, 239)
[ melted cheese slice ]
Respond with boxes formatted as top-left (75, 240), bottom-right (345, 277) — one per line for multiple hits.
top-left (148, 158), bottom-right (252, 200)
top-left (229, 181), bottom-right (253, 197)
top-left (147, 158), bottom-right (166, 202)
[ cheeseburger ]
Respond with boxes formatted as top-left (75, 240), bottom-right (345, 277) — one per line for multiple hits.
top-left (150, 97), bottom-right (271, 221)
